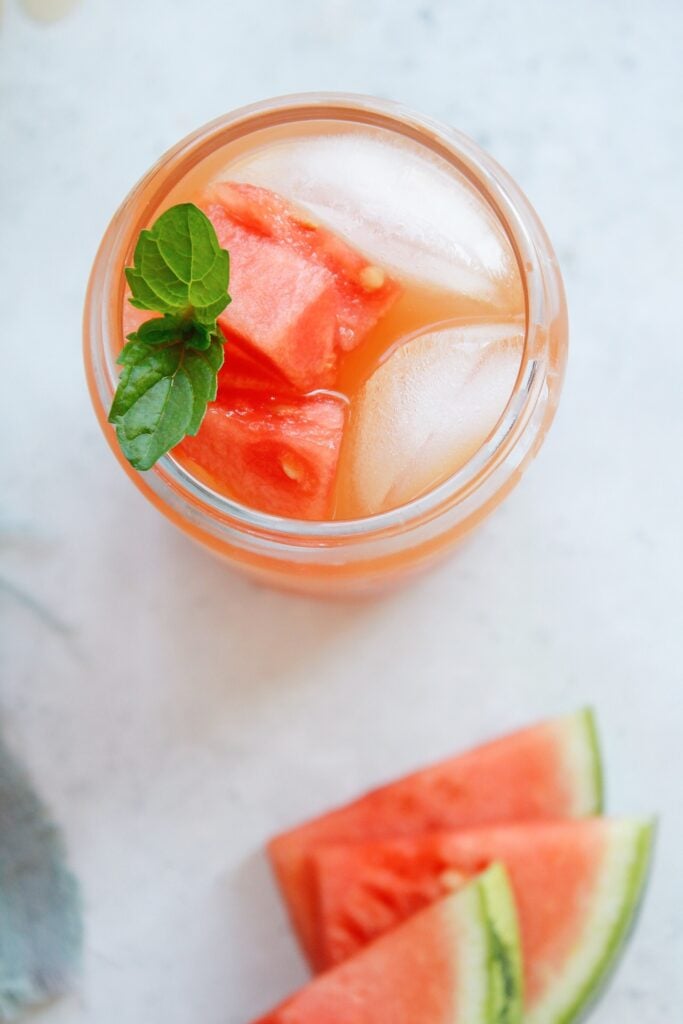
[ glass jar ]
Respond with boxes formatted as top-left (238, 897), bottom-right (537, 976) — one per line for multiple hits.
top-left (83, 93), bottom-right (567, 596)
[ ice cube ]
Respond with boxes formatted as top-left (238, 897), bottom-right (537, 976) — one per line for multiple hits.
top-left (337, 319), bottom-right (524, 518)
top-left (226, 128), bottom-right (522, 311)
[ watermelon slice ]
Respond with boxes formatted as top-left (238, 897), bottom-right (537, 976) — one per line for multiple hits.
top-left (311, 819), bottom-right (654, 1023)
top-left (208, 181), bottom-right (402, 353)
top-left (177, 392), bottom-right (346, 520)
top-left (268, 709), bottom-right (602, 966)
top-left (251, 863), bottom-right (523, 1024)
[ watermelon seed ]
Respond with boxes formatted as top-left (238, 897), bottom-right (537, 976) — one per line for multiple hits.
top-left (359, 265), bottom-right (386, 291)
top-left (280, 453), bottom-right (305, 482)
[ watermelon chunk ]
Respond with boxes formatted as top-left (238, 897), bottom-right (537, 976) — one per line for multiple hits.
top-left (216, 340), bottom-right (293, 397)
top-left (207, 181), bottom-right (402, 355)
top-left (251, 864), bottom-right (523, 1024)
top-left (206, 202), bottom-right (339, 392)
top-left (268, 709), bottom-right (602, 966)
top-left (122, 299), bottom-right (295, 396)
top-left (311, 819), bottom-right (654, 1023)
top-left (176, 392), bottom-right (346, 520)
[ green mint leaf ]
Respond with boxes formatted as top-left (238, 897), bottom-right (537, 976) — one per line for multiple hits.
top-left (116, 338), bottom-right (155, 368)
top-left (110, 343), bottom-right (192, 471)
top-left (108, 335), bottom-right (226, 468)
top-left (109, 341), bottom-right (184, 426)
top-left (129, 315), bottom-right (186, 347)
top-left (116, 370), bottom-right (194, 471)
top-left (128, 316), bottom-right (215, 351)
top-left (184, 321), bottom-right (214, 352)
top-left (125, 203), bottom-right (230, 324)
top-left (109, 203), bottom-right (232, 470)
top-left (184, 335), bottom-right (225, 434)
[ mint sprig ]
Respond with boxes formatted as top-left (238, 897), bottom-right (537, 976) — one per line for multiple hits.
top-left (108, 204), bottom-right (231, 471)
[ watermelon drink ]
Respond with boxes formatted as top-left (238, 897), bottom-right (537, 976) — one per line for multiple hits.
top-left (84, 94), bottom-right (567, 593)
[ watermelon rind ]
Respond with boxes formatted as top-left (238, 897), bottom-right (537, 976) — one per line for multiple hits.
top-left (442, 876), bottom-right (490, 1023)
top-left (528, 818), bottom-right (655, 1024)
top-left (580, 707), bottom-right (604, 814)
top-left (479, 863), bottom-right (524, 1024)
top-left (555, 707), bottom-right (604, 817)
top-left (446, 865), bottom-right (522, 1024)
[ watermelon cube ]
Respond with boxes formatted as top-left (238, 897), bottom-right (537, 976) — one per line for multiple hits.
top-left (216, 336), bottom-right (293, 396)
top-left (176, 391), bottom-right (346, 520)
top-left (206, 181), bottom-right (402, 361)
top-left (206, 204), bottom-right (339, 392)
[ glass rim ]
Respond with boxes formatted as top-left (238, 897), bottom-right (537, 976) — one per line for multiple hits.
top-left (86, 91), bottom-right (554, 544)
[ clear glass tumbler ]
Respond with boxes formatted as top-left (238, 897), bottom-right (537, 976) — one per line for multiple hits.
top-left (84, 93), bottom-right (567, 596)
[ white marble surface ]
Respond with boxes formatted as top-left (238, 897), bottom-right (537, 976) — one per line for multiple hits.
top-left (1, 1), bottom-right (681, 1021)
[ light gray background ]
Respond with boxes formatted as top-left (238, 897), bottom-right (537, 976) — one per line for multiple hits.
top-left (1, 2), bottom-right (681, 1021)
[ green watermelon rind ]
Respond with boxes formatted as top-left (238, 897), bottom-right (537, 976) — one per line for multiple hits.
top-left (443, 865), bottom-right (523, 1024)
top-left (558, 707), bottom-right (604, 817)
top-left (581, 707), bottom-right (605, 814)
top-left (478, 863), bottom-right (524, 1024)
top-left (528, 818), bottom-right (655, 1024)
top-left (442, 877), bottom-right (490, 1023)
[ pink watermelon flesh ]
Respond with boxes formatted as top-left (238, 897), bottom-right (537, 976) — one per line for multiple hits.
top-left (176, 392), bottom-right (346, 520)
top-left (206, 203), bottom-right (339, 392)
top-left (216, 335), bottom-right (294, 396)
top-left (208, 181), bottom-right (402, 352)
top-left (268, 711), bottom-right (601, 967)
top-left (311, 820), bottom-right (610, 1008)
top-left (251, 892), bottom-right (464, 1024)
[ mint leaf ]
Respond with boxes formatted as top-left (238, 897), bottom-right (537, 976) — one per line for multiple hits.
top-left (183, 321), bottom-right (214, 352)
top-left (115, 366), bottom-right (194, 471)
top-left (125, 203), bottom-right (230, 324)
top-left (108, 203), bottom-right (232, 470)
top-left (130, 316), bottom-right (214, 351)
top-left (185, 336), bottom-right (225, 435)
top-left (130, 315), bottom-right (186, 347)
top-left (109, 340), bottom-right (183, 423)
top-left (109, 335), bottom-right (225, 467)
top-left (109, 339), bottom-right (224, 470)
